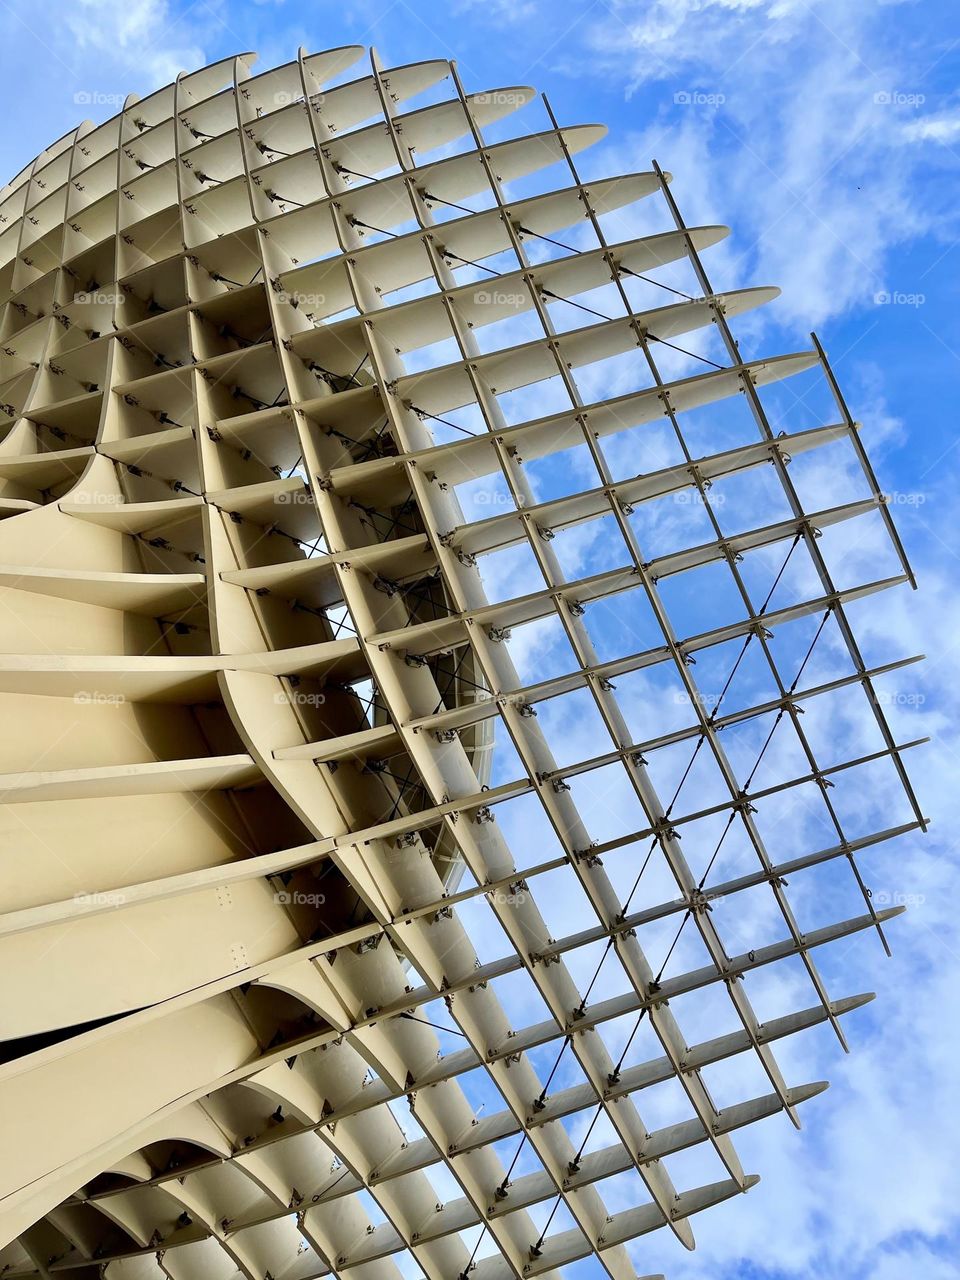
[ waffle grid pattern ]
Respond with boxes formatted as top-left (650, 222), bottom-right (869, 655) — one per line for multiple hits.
top-left (0, 44), bottom-right (924, 1280)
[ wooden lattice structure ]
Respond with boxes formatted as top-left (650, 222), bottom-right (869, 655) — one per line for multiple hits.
top-left (0, 45), bottom-right (925, 1280)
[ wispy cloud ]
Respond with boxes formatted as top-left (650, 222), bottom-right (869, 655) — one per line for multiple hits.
top-left (903, 110), bottom-right (960, 143)
top-left (570, 0), bottom-right (951, 332)
top-left (0, 6), bottom-right (953, 1277)
top-left (62, 0), bottom-right (208, 89)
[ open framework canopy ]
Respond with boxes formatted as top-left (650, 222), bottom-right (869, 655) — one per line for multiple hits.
top-left (0, 42), bottom-right (926, 1280)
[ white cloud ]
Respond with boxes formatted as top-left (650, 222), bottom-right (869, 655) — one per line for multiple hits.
top-left (0, 8), bottom-right (950, 1277)
top-left (570, 0), bottom-right (943, 334)
top-left (903, 111), bottom-right (960, 144)
top-left (62, 0), bottom-right (208, 89)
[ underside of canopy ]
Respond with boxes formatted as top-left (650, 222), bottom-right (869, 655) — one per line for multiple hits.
top-left (0, 43), bottom-right (924, 1280)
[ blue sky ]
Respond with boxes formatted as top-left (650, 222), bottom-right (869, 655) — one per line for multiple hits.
top-left (2, 1), bottom-right (958, 1278)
